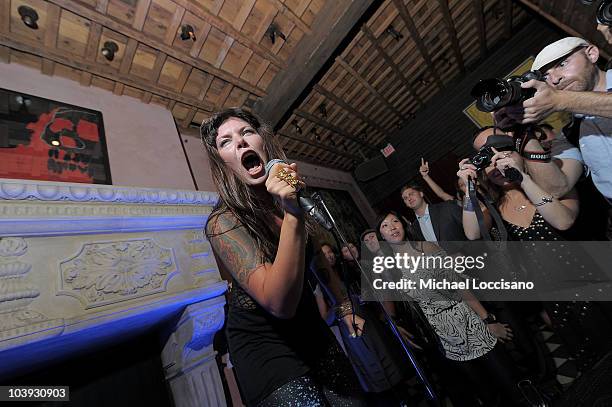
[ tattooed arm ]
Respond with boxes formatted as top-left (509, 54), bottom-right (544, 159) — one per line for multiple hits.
top-left (207, 210), bottom-right (307, 319)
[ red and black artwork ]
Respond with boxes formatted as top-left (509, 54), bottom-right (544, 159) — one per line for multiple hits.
top-left (0, 88), bottom-right (111, 184)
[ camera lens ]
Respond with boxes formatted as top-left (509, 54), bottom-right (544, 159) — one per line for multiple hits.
top-left (471, 155), bottom-right (485, 167)
top-left (598, 0), bottom-right (612, 25)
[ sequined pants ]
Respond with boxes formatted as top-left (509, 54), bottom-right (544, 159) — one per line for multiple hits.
top-left (257, 342), bottom-right (367, 407)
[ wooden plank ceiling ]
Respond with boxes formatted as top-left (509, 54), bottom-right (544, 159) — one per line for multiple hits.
top-left (4, 0), bottom-right (606, 172)
top-left (0, 0), bottom-right (322, 127)
top-left (277, 0), bottom-right (530, 170)
top-left (517, 0), bottom-right (612, 55)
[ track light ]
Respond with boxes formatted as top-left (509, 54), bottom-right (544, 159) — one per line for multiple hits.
top-left (318, 103), bottom-right (327, 119)
top-left (291, 119), bottom-right (302, 134)
top-left (180, 24), bottom-right (196, 41)
top-left (386, 25), bottom-right (403, 41)
top-left (419, 76), bottom-right (430, 85)
top-left (311, 128), bottom-right (321, 141)
top-left (18, 6), bottom-right (39, 29)
top-left (265, 23), bottom-right (286, 44)
top-left (101, 41), bottom-right (118, 61)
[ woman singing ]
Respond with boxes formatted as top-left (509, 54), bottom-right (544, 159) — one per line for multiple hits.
top-left (201, 108), bottom-right (366, 406)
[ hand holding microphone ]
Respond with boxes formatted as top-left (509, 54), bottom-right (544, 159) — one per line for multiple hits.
top-left (265, 160), bottom-right (305, 216)
top-left (265, 159), bottom-right (332, 229)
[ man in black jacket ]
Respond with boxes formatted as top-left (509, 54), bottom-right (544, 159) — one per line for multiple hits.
top-left (400, 183), bottom-right (466, 253)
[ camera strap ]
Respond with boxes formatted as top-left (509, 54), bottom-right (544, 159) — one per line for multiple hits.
top-left (468, 177), bottom-right (508, 242)
top-left (512, 125), bottom-right (544, 154)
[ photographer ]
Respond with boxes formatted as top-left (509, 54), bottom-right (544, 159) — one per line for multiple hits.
top-left (460, 127), bottom-right (612, 373)
top-left (459, 126), bottom-right (579, 241)
top-left (520, 38), bottom-right (612, 123)
top-left (501, 37), bottom-right (612, 203)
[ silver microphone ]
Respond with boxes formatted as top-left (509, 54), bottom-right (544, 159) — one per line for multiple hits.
top-left (264, 159), bottom-right (332, 230)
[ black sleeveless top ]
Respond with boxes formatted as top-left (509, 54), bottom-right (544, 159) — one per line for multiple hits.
top-left (226, 243), bottom-right (334, 406)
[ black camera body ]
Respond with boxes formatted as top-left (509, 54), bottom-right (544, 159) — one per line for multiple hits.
top-left (469, 146), bottom-right (496, 172)
top-left (471, 70), bottom-right (543, 113)
top-left (468, 134), bottom-right (516, 172)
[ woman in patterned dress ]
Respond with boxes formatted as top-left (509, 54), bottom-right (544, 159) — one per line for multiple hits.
top-left (377, 211), bottom-right (523, 406)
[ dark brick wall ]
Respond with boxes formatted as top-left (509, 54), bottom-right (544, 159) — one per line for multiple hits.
top-left (358, 18), bottom-right (564, 207)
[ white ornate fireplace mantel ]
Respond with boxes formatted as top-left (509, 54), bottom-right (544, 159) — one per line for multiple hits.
top-left (0, 178), bottom-right (228, 406)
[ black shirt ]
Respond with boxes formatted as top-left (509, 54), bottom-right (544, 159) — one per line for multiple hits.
top-left (226, 246), bottom-right (334, 406)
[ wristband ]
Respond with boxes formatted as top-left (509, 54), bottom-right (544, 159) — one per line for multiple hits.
top-left (522, 150), bottom-right (551, 162)
top-left (334, 301), bottom-right (354, 320)
top-left (463, 197), bottom-right (475, 212)
top-left (534, 196), bottom-right (553, 207)
top-left (482, 313), bottom-right (497, 324)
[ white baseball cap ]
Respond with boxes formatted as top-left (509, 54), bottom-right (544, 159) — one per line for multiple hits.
top-left (532, 37), bottom-right (590, 71)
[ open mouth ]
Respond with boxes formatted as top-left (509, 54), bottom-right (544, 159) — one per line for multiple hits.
top-left (241, 150), bottom-right (264, 176)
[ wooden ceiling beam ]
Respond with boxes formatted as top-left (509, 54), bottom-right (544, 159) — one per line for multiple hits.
top-left (95, 0), bottom-right (108, 14)
top-left (313, 84), bottom-right (392, 135)
top-left (44, 3), bottom-right (61, 48)
top-left (504, 0), bottom-right (513, 40)
top-left (151, 54), bottom-right (167, 83)
top-left (277, 130), bottom-right (361, 160)
top-left (163, 6), bottom-right (186, 46)
top-left (267, 0), bottom-right (312, 35)
top-left (80, 72), bottom-right (93, 87)
top-left (517, 0), bottom-right (610, 59)
top-left (472, 0), bottom-right (487, 59)
top-left (435, 0), bottom-right (465, 73)
top-left (170, 0), bottom-right (287, 69)
top-left (392, 0), bottom-right (443, 89)
top-left (336, 57), bottom-right (407, 122)
top-left (132, 0), bottom-right (151, 31)
top-left (0, 0), bottom-right (9, 35)
top-left (181, 108), bottom-right (198, 128)
top-left (41, 59), bottom-right (55, 76)
top-left (45, 0), bottom-right (267, 97)
top-left (294, 109), bottom-right (379, 151)
top-left (254, 0), bottom-right (376, 127)
top-left (0, 34), bottom-right (217, 113)
top-left (119, 38), bottom-right (138, 75)
top-left (361, 26), bottom-right (424, 107)
top-left (84, 22), bottom-right (103, 60)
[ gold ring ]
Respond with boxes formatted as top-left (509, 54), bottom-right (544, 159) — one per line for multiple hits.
top-left (276, 168), bottom-right (299, 189)
top-left (504, 152), bottom-right (511, 157)
top-left (350, 332), bottom-right (357, 338)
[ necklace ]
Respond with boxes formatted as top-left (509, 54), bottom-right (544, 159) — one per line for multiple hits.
top-left (514, 204), bottom-right (527, 212)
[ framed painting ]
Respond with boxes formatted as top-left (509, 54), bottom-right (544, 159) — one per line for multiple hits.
top-left (0, 88), bottom-right (111, 184)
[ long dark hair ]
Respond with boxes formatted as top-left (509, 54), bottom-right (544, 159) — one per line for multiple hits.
top-left (201, 108), bottom-right (315, 263)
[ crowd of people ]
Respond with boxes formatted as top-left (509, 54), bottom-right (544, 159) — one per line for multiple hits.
top-left (200, 32), bottom-right (612, 407)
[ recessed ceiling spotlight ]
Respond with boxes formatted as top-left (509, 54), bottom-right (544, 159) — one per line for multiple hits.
top-left (180, 24), bottom-right (196, 41)
top-left (101, 41), bottom-right (119, 61)
top-left (18, 6), bottom-right (39, 29)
